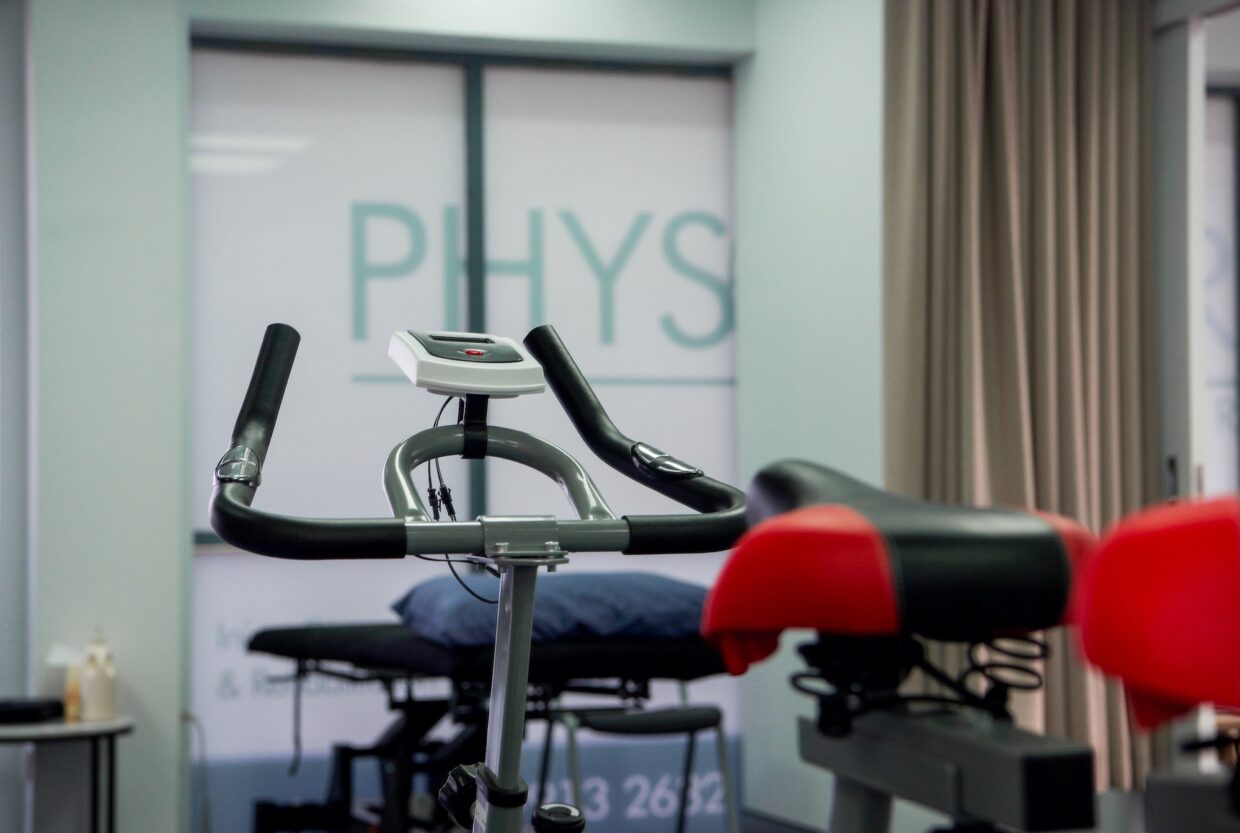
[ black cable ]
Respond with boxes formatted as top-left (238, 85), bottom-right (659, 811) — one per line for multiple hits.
top-left (789, 633), bottom-right (1047, 726)
top-left (411, 552), bottom-right (479, 567)
top-left (289, 664), bottom-right (304, 775)
top-left (433, 396), bottom-right (454, 488)
top-left (420, 396), bottom-right (496, 602)
top-left (433, 396), bottom-right (455, 427)
top-left (410, 555), bottom-right (497, 604)
top-left (438, 397), bottom-right (460, 519)
top-left (427, 398), bottom-right (455, 518)
top-left (439, 484), bottom-right (457, 521)
top-left (446, 557), bottom-right (497, 604)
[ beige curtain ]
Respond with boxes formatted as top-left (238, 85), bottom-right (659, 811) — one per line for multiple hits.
top-left (883, 0), bottom-right (1159, 788)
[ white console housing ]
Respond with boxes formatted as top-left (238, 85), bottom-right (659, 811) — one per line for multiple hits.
top-left (388, 330), bottom-right (546, 398)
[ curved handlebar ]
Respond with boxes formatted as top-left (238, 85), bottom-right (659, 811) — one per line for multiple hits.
top-left (210, 323), bottom-right (746, 559)
top-left (210, 323), bottom-right (406, 559)
top-left (523, 325), bottom-right (746, 554)
top-left (212, 482), bottom-right (407, 559)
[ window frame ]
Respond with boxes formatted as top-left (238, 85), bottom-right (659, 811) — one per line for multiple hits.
top-left (189, 37), bottom-right (733, 540)
top-left (1207, 85), bottom-right (1240, 491)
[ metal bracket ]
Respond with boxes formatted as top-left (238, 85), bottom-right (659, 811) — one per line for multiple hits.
top-left (471, 515), bottom-right (568, 567)
top-left (215, 445), bottom-right (261, 487)
top-left (461, 394), bottom-right (490, 460)
top-left (631, 442), bottom-right (703, 480)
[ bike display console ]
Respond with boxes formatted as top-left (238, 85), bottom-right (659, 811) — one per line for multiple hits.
top-left (388, 331), bottom-right (546, 398)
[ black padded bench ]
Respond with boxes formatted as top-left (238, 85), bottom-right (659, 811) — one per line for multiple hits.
top-left (247, 622), bottom-right (732, 833)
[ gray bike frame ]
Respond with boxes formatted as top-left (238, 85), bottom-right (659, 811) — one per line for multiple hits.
top-left (801, 710), bottom-right (1096, 832)
top-left (384, 424), bottom-right (629, 833)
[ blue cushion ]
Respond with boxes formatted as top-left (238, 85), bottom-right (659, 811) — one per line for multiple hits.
top-left (391, 571), bottom-right (708, 648)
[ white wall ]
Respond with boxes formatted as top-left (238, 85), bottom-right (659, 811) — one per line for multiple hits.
top-left (733, 0), bottom-right (886, 828)
top-left (26, 1), bottom-right (191, 831)
top-left (0, 0), bottom-right (29, 830)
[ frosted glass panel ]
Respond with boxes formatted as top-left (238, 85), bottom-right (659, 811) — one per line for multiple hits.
top-left (191, 49), bottom-right (468, 527)
top-left (482, 66), bottom-right (736, 556)
top-left (190, 49), bottom-right (466, 761)
top-left (482, 68), bottom-right (740, 746)
top-left (189, 58), bottom-right (741, 832)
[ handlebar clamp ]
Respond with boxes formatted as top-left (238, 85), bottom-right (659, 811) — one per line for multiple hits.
top-left (215, 445), bottom-right (262, 487)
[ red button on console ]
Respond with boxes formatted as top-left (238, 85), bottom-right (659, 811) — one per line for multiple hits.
top-left (464, 348), bottom-right (486, 357)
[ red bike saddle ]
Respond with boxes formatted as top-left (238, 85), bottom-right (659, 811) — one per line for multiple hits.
top-left (1077, 497), bottom-right (1240, 728)
top-left (702, 460), bottom-right (1094, 674)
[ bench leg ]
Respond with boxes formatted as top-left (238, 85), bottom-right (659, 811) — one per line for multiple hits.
top-left (537, 717), bottom-right (556, 805)
top-left (377, 754), bottom-right (411, 833)
top-left (676, 732), bottom-right (696, 833)
top-left (715, 725), bottom-right (739, 833)
top-left (561, 713), bottom-right (583, 807)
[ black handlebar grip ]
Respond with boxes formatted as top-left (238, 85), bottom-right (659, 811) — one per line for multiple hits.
top-left (211, 323), bottom-right (407, 559)
top-left (623, 510), bottom-right (745, 555)
top-left (232, 323), bottom-right (301, 466)
top-left (523, 325), bottom-right (632, 473)
top-left (524, 325), bottom-right (747, 552)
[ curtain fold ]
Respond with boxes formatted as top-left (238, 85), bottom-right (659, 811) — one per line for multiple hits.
top-left (884, 0), bottom-right (1157, 788)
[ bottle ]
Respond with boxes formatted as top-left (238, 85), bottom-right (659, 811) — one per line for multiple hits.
top-left (81, 629), bottom-right (116, 721)
top-left (63, 664), bottom-right (81, 723)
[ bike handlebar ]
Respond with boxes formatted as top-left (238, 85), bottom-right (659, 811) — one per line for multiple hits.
top-left (211, 484), bottom-right (408, 559)
top-left (210, 323), bottom-right (745, 559)
top-left (211, 324), bottom-right (407, 559)
top-left (523, 325), bottom-right (745, 553)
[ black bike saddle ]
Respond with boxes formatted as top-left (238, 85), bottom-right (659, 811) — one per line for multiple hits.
top-left (703, 459), bottom-right (1092, 674)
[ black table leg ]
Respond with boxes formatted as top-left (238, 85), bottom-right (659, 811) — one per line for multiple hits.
top-left (107, 736), bottom-right (116, 833)
top-left (537, 718), bottom-right (555, 804)
top-left (676, 731), bottom-right (696, 833)
top-left (90, 737), bottom-right (100, 833)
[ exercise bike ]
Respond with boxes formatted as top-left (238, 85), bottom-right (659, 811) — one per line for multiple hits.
top-left (211, 323), bottom-right (747, 833)
top-left (703, 459), bottom-right (1099, 833)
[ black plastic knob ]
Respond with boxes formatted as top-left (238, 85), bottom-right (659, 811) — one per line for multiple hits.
top-left (533, 802), bottom-right (586, 833)
top-left (438, 763), bottom-right (479, 829)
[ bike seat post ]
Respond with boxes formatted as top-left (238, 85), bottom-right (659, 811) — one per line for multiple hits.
top-left (828, 773), bottom-right (892, 833)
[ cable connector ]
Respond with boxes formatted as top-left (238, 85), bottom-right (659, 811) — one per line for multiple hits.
top-left (428, 486), bottom-right (442, 521)
top-left (439, 486), bottom-right (457, 521)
